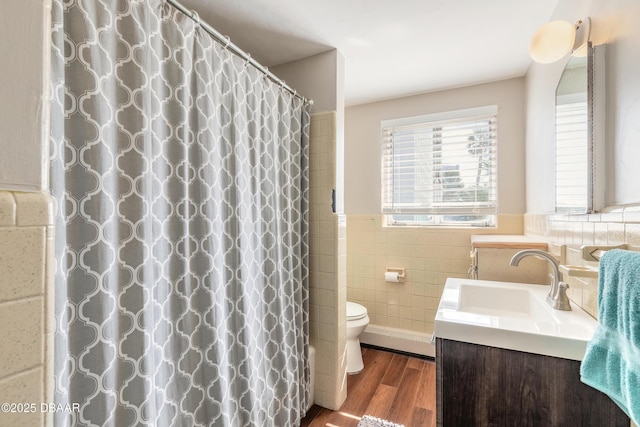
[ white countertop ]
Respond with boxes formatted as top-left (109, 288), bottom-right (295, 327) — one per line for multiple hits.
top-left (434, 278), bottom-right (597, 361)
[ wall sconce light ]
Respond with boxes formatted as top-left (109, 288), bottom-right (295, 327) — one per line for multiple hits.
top-left (529, 17), bottom-right (591, 63)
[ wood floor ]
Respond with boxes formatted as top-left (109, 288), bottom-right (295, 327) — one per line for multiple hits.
top-left (301, 346), bottom-right (436, 427)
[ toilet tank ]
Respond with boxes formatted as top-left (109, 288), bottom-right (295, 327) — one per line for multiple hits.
top-left (470, 235), bottom-right (550, 284)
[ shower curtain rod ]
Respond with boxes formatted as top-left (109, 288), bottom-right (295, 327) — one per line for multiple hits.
top-left (165, 0), bottom-right (312, 105)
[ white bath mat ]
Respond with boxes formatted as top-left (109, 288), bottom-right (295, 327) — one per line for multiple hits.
top-left (357, 414), bottom-right (405, 427)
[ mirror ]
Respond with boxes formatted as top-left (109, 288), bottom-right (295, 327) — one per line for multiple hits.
top-left (555, 53), bottom-right (588, 213)
top-left (555, 43), bottom-right (605, 214)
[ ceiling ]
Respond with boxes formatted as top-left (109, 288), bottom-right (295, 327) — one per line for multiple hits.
top-left (178, 0), bottom-right (558, 106)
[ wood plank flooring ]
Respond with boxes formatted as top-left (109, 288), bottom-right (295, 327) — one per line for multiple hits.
top-left (301, 346), bottom-right (436, 427)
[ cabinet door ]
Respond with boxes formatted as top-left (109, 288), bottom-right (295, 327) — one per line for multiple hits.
top-left (436, 338), bottom-right (629, 427)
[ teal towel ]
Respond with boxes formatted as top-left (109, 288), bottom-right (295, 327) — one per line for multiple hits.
top-left (580, 249), bottom-right (640, 424)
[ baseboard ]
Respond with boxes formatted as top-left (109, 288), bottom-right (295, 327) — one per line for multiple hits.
top-left (359, 324), bottom-right (435, 358)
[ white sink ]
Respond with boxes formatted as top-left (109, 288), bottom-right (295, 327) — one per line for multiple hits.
top-left (434, 278), bottom-right (597, 361)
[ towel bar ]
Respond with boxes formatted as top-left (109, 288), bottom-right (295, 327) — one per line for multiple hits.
top-left (581, 244), bottom-right (627, 261)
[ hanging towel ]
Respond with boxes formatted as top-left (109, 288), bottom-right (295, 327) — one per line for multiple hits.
top-left (580, 249), bottom-right (640, 424)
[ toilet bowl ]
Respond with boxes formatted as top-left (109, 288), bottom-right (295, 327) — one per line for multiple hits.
top-left (346, 301), bottom-right (370, 374)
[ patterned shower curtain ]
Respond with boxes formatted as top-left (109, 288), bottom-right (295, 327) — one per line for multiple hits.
top-left (50, 1), bottom-right (310, 426)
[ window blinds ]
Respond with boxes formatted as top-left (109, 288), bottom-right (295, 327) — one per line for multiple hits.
top-left (381, 106), bottom-right (498, 217)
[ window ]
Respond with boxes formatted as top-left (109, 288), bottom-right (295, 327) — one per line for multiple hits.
top-left (381, 106), bottom-right (498, 227)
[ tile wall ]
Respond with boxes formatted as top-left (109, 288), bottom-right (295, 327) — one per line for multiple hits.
top-left (0, 191), bottom-right (54, 427)
top-left (525, 206), bottom-right (640, 318)
top-left (308, 112), bottom-right (347, 410)
top-left (347, 207), bottom-right (639, 332)
top-left (346, 215), bottom-right (523, 340)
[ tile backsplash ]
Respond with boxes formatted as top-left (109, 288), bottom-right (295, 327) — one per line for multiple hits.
top-left (0, 191), bottom-right (54, 427)
top-left (525, 207), bottom-right (640, 318)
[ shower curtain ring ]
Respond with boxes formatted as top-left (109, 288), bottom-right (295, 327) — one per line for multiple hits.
top-left (191, 11), bottom-right (200, 26)
top-left (223, 36), bottom-right (231, 49)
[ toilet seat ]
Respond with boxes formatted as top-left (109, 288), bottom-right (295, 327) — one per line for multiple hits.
top-left (347, 301), bottom-right (368, 321)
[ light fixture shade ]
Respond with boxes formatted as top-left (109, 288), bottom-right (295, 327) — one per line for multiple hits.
top-left (529, 20), bottom-right (576, 64)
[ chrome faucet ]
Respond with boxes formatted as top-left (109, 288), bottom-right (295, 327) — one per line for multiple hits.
top-left (509, 249), bottom-right (571, 311)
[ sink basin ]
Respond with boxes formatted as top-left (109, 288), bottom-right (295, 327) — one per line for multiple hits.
top-left (434, 278), bottom-right (597, 361)
top-left (457, 283), bottom-right (542, 316)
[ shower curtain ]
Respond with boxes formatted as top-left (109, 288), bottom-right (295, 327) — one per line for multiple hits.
top-left (50, 1), bottom-right (310, 426)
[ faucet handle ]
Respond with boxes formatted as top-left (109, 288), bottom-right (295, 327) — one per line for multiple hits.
top-left (552, 281), bottom-right (572, 311)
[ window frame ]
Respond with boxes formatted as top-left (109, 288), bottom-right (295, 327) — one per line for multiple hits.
top-left (381, 105), bottom-right (499, 228)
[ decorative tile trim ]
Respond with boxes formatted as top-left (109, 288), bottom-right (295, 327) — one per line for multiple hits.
top-left (0, 192), bottom-right (16, 226)
top-left (13, 192), bottom-right (54, 226)
top-left (0, 191), bottom-right (54, 227)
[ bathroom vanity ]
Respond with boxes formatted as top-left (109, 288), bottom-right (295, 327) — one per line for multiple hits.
top-left (436, 338), bottom-right (628, 426)
top-left (434, 278), bottom-right (629, 426)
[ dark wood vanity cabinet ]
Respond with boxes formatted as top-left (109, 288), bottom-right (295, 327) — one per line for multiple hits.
top-left (435, 338), bottom-right (630, 426)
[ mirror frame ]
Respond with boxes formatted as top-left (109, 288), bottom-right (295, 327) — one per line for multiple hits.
top-left (589, 43), bottom-right (606, 213)
top-left (554, 42), bottom-right (606, 214)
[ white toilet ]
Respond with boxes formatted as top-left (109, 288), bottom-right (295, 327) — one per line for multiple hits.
top-left (346, 301), bottom-right (370, 374)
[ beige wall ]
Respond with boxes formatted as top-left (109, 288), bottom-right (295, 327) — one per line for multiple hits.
top-left (0, 0), bottom-right (50, 192)
top-left (345, 77), bottom-right (526, 215)
top-left (272, 50), bottom-right (340, 115)
top-left (0, 192), bottom-right (54, 427)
